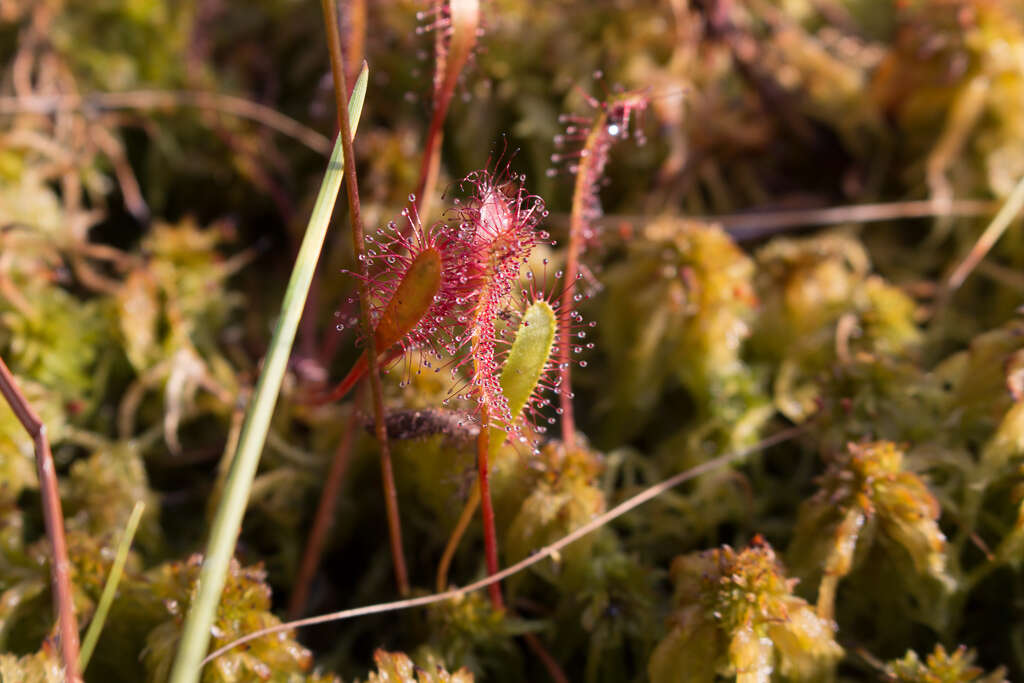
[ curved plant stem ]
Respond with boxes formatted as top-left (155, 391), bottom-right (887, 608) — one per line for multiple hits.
top-left (165, 65), bottom-right (368, 683)
top-left (557, 239), bottom-right (580, 451)
top-left (0, 90), bottom-right (332, 155)
top-left (201, 427), bottom-right (802, 665)
top-left (544, 198), bottom-right (998, 243)
top-left (320, 0), bottom-right (409, 596)
top-left (288, 401), bottom-right (360, 620)
top-left (436, 482), bottom-right (480, 592)
top-left (79, 501), bottom-right (145, 671)
top-left (476, 404), bottom-right (504, 609)
top-left (947, 174), bottom-right (1024, 291)
top-left (557, 108), bottom-right (610, 451)
top-left (308, 347), bottom-right (404, 406)
top-left (412, 0), bottom-right (479, 219)
top-left (413, 109), bottom-right (445, 219)
top-left (0, 356), bottom-right (81, 683)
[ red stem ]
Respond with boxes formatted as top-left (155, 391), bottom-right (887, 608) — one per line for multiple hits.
top-left (320, 0), bottom-right (409, 595)
top-left (310, 353), bottom-right (367, 405)
top-left (413, 94), bottom-right (449, 220)
top-left (0, 357), bottom-right (81, 682)
top-left (308, 346), bottom-right (406, 406)
top-left (476, 407), bottom-right (504, 609)
top-left (557, 232), bottom-right (580, 452)
top-left (557, 110), bottom-right (608, 451)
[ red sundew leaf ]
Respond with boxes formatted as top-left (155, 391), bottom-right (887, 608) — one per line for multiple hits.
top-left (374, 246), bottom-right (443, 352)
top-left (445, 168), bottom-right (547, 425)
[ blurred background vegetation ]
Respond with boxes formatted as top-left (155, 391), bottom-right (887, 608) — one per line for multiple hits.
top-left (3, 0), bottom-right (1024, 681)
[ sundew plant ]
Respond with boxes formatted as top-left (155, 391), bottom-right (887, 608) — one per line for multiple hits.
top-left (3, 1), bottom-right (1024, 683)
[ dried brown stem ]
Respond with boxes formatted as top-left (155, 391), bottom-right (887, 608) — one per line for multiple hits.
top-left (546, 198), bottom-right (997, 242)
top-left (340, 0), bottom-right (367, 89)
top-left (0, 356), bottom-right (81, 682)
top-left (0, 90), bottom-right (331, 155)
top-left (320, 0), bottom-right (409, 596)
top-left (947, 177), bottom-right (1024, 292)
top-left (288, 402), bottom-right (359, 619)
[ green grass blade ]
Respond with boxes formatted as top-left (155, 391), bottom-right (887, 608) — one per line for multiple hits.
top-left (167, 63), bottom-right (368, 683)
top-left (79, 501), bottom-right (145, 672)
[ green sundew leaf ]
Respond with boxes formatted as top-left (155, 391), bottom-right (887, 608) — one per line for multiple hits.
top-left (375, 247), bottom-right (443, 351)
top-left (500, 300), bottom-right (557, 425)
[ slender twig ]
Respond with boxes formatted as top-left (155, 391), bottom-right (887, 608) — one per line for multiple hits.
top-left (202, 427), bottom-right (802, 665)
top-left (320, 0), bottom-right (409, 596)
top-left (436, 482), bottom-right (480, 592)
top-left (476, 406), bottom-right (503, 609)
top-left (548, 198), bottom-right (996, 242)
top-left (288, 401), bottom-right (360, 619)
top-left (947, 176), bottom-right (1024, 291)
top-left (79, 501), bottom-right (145, 671)
top-left (0, 90), bottom-right (331, 155)
top-left (0, 357), bottom-right (81, 682)
top-left (165, 67), bottom-right (368, 683)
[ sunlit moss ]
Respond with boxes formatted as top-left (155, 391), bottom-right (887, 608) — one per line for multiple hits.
top-left (885, 644), bottom-right (1008, 683)
top-left (504, 439), bottom-right (606, 588)
top-left (0, 649), bottom-right (63, 683)
top-left (598, 218), bottom-right (765, 442)
top-left (752, 231), bottom-right (922, 423)
top-left (362, 649), bottom-right (473, 683)
top-left (789, 441), bottom-right (953, 627)
top-left (64, 443), bottom-right (163, 556)
top-left (419, 592), bottom-right (533, 677)
top-left (649, 539), bottom-right (842, 683)
top-left (143, 556), bottom-right (334, 683)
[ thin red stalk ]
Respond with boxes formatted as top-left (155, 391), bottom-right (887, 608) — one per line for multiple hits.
top-left (320, 0), bottom-right (409, 596)
top-left (557, 113), bottom-right (606, 450)
top-left (476, 404), bottom-right (503, 609)
top-left (413, 0), bottom-right (479, 219)
top-left (311, 353), bottom-right (367, 405)
top-left (0, 357), bottom-right (81, 682)
top-left (288, 401), bottom-right (359, 619)
top-left (413, 106), bottom-right (446, 219)
top-left (522, 632), bottom-right (571, 683)
top-left (308, 346), bottom-right (406, 406)
top-left (557, 221), bottom-right (581, 452)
